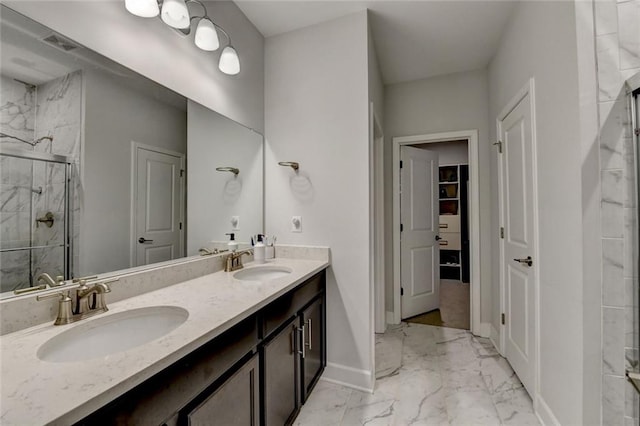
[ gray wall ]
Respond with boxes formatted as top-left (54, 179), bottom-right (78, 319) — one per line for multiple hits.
top-left (488, 1), bottom-right (583, 423)
top-left (81, 68), bottom-right (186, 276)
top-left (4, 1), bottom-right (265, 133)
top-left (383, 69), bottom-right (491, 322)
top-left (187, 100), bottom-right (263, 254)
top-left (265, 11), bottom-right (373, 390)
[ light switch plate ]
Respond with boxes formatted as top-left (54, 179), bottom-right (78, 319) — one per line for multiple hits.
top-left (291, 216), bottom-right (302, 232)
top-left (231, 216), bottom-right (240, 231)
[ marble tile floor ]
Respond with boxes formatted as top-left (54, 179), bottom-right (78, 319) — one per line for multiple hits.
top-left (296, 323), bottom-right (540, 426)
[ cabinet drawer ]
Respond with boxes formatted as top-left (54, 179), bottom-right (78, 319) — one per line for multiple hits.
top-left (439, 215), bottom-right (460, 233)
top-left (262, 271), bottom-right (325, 338)
top-left (439, 232), bottom-right (461, 250)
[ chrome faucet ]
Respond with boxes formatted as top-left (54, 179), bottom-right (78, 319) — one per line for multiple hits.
top-left (224, 249), bottom-right (253, 272)
top-left (36, 273), bottom-right (65, 288)
top-left (37, 277), bottom-right (117, 325)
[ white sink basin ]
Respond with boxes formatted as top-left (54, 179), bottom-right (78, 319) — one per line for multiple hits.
top-left (37, 306), bottom-right (189, 363)
top-left (233, 265), bottom-right (293, 281)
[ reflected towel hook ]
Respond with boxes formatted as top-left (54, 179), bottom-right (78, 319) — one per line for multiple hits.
top-left (278, 161), bottom-right (299, 172)
top-left (216, 166), bottom-right (239, 176)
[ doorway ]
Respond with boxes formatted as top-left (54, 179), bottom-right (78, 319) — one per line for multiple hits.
top-left (130, 142), bottom-right (185, 267)
top-left (392, 130), bottom-right (481, 335)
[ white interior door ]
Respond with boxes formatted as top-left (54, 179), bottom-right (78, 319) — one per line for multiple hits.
top-left (400, 146), bottom-right (439, 319)
top-left (135, 146), bottom-right (184, 267)
top-left (500, 94), bottom-right (536, 396)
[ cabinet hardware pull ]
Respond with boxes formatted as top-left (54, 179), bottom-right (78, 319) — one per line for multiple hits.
top-left (439, 223), bottom-right (448, 228)
top-left (290, 325), bottom-right (296, 355)
top-left (298, 326), bottom-right (306, 358)
top-left (439, 240), bottom-right (448, 246)
top-left (306, 318), bottom-right (312, 350)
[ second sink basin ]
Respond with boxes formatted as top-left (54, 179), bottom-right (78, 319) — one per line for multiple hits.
top-left (37, 306), bottom-right (189, 363)
top-left (233, 265), bottom-right (292, 282)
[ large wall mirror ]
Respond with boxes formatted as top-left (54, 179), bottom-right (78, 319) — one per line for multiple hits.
top-left (0, 5), bottom-right (264, 299)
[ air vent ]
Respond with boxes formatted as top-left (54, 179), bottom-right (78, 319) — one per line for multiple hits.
top-left (42, 34), bottom-right (79, 52)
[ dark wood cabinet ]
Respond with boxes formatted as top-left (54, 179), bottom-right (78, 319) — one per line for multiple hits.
top-left (300, 296), bottom-right (324, 403)
top-left (182, 353), bottom-right (259, 426)
top-left (261, 271), bottom-right (326, 425)
top-left (76, 269), bottom-right (326, 426)
top-left (262, 319), bottom-right (299, 426)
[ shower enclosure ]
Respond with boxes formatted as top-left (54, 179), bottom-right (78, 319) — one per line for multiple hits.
top-left (0, 147), bottom-right (72, 293)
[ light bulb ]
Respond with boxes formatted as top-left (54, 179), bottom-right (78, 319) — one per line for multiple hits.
top-left (219, 46), bottom-right (240, 75)
top-left (195, 18), bottom-right (220, 51)
top-left (125, 0), bottom-right (159, 17)
top-left (161, 0), bottom-right (190, 29)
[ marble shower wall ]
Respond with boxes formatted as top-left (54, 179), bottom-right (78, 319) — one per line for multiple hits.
top-left (32, 70), bottom-right (82, 282)
top-left (0, 71), bottom-right (82, 292)
top-left (1, 77), bottom-right (36, 292)
top-left (594, 0), bottom-right (640, 424)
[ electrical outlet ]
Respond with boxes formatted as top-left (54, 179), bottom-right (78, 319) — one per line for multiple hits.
top-left (231, 216), bottom-right (240, 231)
top-left (291, 216), bottom-right (302, 233)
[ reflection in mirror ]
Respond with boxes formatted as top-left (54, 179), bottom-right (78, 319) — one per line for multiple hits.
top-left (0, 5), bottom-right (264, 298)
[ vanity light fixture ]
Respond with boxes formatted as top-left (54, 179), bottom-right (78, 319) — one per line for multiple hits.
top-left (216, 166), bottom-right (239, 176)
top-left (124, 0), bottom-right (240, 75)
top-left (278, 161), bottom-right (300, 172)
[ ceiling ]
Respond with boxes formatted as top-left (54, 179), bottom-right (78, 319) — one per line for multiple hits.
top-left (234, 1), bottom-right (516, 85)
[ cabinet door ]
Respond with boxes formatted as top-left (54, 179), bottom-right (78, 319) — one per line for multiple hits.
top-left (263, 319), bottom-right (299, 426)
top-left (301, 296), bottom-right (325, 402)
top-left (183, 353), bottom-right (259, 426)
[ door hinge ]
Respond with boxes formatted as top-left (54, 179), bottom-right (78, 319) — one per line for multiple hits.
top-left (400, 160), bottom-right (403, 169)
top-left (493, 140), bottom-right (503, 153)
top-left (501, 313), bottom-right (506, 325)
top-left (180, 169), bottom-right (185, 177)
top-left (179, 222), bottom-right (183, 230)
top-left (400, 223), bottom-right (404, 232)
top-left (401, 287), bottom-right (404, 296)
top-left (635, 128), bottom-right (640, 136)
top-left (500, 227), bottom-right (504, 239)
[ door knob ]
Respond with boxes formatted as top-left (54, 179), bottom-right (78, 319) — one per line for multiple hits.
top-left (513, 256), bottom-right (533, 267)
top-left (138, 237), bottom-right (154, 244)
top-left (435, 235), bottom-right (442, 241)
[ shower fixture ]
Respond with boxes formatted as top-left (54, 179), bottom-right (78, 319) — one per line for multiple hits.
top-left (278, 161), bottom-right (299, 172)
top-left (216, 166), bottom-right (239, 176)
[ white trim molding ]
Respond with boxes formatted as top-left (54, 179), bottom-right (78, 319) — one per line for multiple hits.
top-left (391, 130), bottom-right (481, 336)
top-left (322, 362), bottom-right (374, 393)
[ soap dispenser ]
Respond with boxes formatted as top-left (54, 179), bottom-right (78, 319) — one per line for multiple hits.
top-left (226, 233), bottom-right (238, 252)
top-left (254, 234), bottom-right (265, 264)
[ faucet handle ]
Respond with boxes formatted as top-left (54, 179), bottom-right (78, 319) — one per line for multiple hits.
top-left (36, 291), bottom-right (70, 302)
top-left (37, 291), bottom-right (74, 325)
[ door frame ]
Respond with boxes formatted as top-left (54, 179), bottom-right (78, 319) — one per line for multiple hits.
top-left (392, 129), bottom-right (481, 335)
top-left (130, 141), bottom-right (186, 267)
top-left (370, 104), bottom-right (386, 335)
top-left (496, 78), bottom-right (540, 400)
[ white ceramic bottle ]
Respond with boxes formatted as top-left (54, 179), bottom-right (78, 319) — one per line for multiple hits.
top-left (254, 234), bottom-right (265, 264)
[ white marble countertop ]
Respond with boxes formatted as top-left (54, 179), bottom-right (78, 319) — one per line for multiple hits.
top-left (0, 258), bottom-right (329, 425)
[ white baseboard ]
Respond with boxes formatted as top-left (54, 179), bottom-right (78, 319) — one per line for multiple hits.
top-left (386, 310), bottom-right (397, 325)
top-left (490, 324), bottom-right (502, 356)
top-left (476, 322), bottom-right (491, 338)
top-left (535, 394), bottom-right (561, 426)
top-left (322, 362), bottom-right (374, 393)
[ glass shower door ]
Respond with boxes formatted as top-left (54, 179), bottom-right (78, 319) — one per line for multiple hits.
top-left (0, 150), bottom-right (71, 293)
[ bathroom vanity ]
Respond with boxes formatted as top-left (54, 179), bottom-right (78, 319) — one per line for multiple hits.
top-left (0, 256), bottom-right (329, 426)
